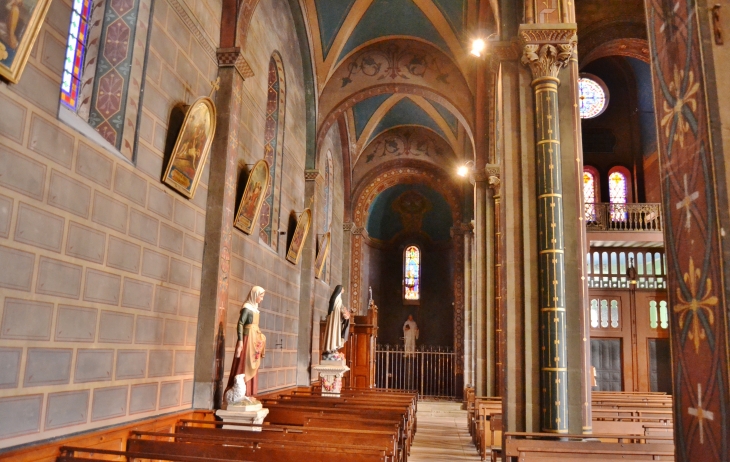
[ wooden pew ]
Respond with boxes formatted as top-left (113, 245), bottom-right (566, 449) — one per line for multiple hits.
top-left (261, 398), bottom-right (413, 444)
top-left (130, 430), bottom-right (390, 461)
top-left (176, 420), bottom-right (401, 462)
top-left (503, 432), bottom-right (675, 461)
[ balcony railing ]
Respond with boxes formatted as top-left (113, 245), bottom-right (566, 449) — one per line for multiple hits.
top-left (585, 203), bottom-right (663, 232)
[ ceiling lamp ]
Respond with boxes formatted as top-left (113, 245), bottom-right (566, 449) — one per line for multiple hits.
top-left (470, 38), bottom-right (486, 57)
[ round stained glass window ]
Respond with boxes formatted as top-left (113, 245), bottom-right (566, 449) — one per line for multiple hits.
top-left (578, 75), bottom-right (609, 119)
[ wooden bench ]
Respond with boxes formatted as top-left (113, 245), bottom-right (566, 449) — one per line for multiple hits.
top-left (176, 420), bottom-right (401, 462)
top-left (503, 432), bottom-right (675, 461)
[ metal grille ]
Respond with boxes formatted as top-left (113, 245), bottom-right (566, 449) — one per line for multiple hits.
top-left (375, 345), bottom-right (456, 398)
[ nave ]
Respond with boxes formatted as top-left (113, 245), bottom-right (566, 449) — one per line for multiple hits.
top-left (410, 401), bottom-right (480, 462)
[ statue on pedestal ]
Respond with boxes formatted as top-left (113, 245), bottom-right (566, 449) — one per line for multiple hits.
top-left (403, 314), bottom-right (419, 357)
top-left (224, 286), bottom-right (266, 402)
top-left (322, 285), bottom-right (354, 360)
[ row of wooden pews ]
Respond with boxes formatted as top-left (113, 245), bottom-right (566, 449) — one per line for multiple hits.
top-left (464, 387), bottom-right (675, 461)
top-left (57, 387), bottom-right (417, 462)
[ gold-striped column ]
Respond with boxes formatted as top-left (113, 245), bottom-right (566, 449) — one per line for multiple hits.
top-left (520, 25), bottom-right (576, 434)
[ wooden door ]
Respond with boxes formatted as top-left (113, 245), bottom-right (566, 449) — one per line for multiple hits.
top-left (589, 291), bottom-right (632, 391)
top-left (634, 291), bottom-right (670, 392)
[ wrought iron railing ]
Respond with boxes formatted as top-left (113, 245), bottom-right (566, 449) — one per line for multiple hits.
top-left (375, 344), bottom-right (456, 398)
top-left (585, 203), bottom-right (663, 232)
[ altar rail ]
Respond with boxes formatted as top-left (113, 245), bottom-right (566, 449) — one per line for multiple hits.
top-left (375, 345), bottom-right (456, 398)
top-left (585, 203), bottom-right (663, 232)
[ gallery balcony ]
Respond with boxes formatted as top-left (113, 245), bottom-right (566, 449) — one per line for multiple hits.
top-left (585, 203), bottom-right (664, 248)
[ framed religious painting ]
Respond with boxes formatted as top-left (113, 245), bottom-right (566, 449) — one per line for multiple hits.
top-left (286, 208), bottom-right (311, 265)
top-left (162, 97), bottom-right (216, 199)
top-left (234, 160), bottom-right (270, 234)
top-left (314, 232), bottom-right (331, 279)
top-left (0, 0), bottom-right (53, 83)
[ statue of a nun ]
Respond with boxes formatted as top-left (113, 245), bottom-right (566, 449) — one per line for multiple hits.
top-left (322, 285), bottom-right (352, 360)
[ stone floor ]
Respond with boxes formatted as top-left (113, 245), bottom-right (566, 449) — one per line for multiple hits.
top-left (409, 401), bottom-right (482, 461)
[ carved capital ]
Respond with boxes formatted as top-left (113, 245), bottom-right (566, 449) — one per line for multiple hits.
top-left (518, 24), bottom-right (577, 81)
top-left (351, 226), bottom-right (367, 236)
top-left (472, 170), bottom-right (488, 183)
top-left (450, 221), bottom-right (473, 236)
top-left (343, 222), bottom-right (355, 232)
top-left (217, 47), bottom-right (254, 80)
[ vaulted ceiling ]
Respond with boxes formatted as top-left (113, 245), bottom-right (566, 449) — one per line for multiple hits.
top-left (301, 0), bottom-right (482, 195)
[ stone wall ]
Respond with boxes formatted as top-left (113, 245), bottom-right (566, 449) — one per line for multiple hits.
top-left (0, 0), bottom-right (212, 449)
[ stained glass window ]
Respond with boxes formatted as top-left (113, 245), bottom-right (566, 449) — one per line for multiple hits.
top-left (609, 171), bottom-right (628, 221)
top-left (579, 77), bottom-right (608, 119)
top-left (583, 170), bottom-right (597, 221)
top-left (259, 53), bottom-right (286, 249)
top-left (61, 0), bottom-right (93, 110)
top-left (404, 246), bottom-right (420, 302)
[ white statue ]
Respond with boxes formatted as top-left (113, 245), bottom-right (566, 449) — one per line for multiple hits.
top-left (225, 374), bottom-right (257, 406)
top-left (403, 315), bottom-right (419, 357)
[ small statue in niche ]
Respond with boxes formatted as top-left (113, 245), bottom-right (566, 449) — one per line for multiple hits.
top-left (322, 285), bottom-right (355, 360)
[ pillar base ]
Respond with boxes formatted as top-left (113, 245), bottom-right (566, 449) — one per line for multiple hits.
top-left (313, 359), bottom-right (350, 397)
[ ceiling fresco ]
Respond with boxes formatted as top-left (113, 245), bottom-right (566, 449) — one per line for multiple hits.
top-left (299, 0), bottom-right (482, 202)
top-left (352, 126), bottom-right (456, 189)
top-left (366, 183), bottom-right (454, 243)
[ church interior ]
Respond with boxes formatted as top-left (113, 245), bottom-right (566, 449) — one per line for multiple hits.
top-left (0, 0), bottom-right (729, 460)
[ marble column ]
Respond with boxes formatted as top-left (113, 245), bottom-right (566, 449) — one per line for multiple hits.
top-left (519, 24), bottom-right (576, 433)
top-left (193, 48), bottom-right (249, 409)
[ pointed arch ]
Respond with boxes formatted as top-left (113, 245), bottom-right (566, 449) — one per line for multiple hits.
top-left (258, 52), bottom-right (287, 249)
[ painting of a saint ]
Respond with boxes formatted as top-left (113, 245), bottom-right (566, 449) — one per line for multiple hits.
top-left (314, 232), bottom-right (331, 279)
top-left (286, 208), bottom-right (311, 264)
top-left (0, 0), bottom-right (52, 83)
top-left (234, 160), bottom-right (270, 235)
top-left (162, 97), bottom-right (216, 199)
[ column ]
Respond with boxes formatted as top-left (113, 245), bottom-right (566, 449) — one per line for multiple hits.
top-left (519, 24), bottom-right (576, 433)
top-left (341, 223), bottom-right (354, 300)
top-left (473, 173), bottom-right (488, 396)
top-left (463, 225), bottom-right (474, 386)
top-left (452, 222), bottom-right (470, 396)
top-left (487, 169), bottom-right (503, 396)
top-left (296, 170), bottom-right (322, 385)
top-left (193, 48), bottom-right (249, 409)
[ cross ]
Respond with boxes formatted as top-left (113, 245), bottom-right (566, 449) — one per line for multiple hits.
top-left (675, 174), bottom-right (699, 231)
top-left (688, 383), bottom-right (714, 444)
top-left (209, 77), bottom-right (221, 98)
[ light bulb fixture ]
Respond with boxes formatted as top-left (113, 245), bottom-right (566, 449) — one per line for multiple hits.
top-left (470, 38), bottom-right (486, 57)
top-left (457, 160), bottom-right (475, 178)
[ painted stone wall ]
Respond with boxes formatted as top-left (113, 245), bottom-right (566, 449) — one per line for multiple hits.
top-left (222, 0), bottom-right (332, 393)
top-left (0, 0), bottom-right (219, 449)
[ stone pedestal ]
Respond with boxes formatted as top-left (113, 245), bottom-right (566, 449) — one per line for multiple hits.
top-left (313, 359), bottom-right (350, 396)
top-left (215, 403), bottom-right (269, 431)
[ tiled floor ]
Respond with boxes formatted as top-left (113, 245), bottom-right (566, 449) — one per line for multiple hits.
top-left (409, 401), bottom-right (482, 461)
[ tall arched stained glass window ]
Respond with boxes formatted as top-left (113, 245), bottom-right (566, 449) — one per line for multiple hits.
top-left (259, 52), bottom-right (286, 249)
top-left (609, 170), bottom-right (628, 221)
top-left (578, 75), bottom-right (609, 119)
top-left (61, 0), bottom-right (93, 110)
top-left (404, 246), bottom-right (421, 303)
top-left (584, 170), bottom-right (596, 221)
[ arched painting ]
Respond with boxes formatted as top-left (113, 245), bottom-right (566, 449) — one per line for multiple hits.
top-left (234, 160), bottom-right (270, 234)
top-left (0, 0), bottom-right (53, 83)
top-left (162, 97), bottom-right (216, 199)
top-left (286, 208), bottom-right (311, 265)
top-left (314, 232), bottom-right (331, 279)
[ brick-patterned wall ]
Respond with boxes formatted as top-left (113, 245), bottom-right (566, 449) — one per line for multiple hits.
top-left (0, 0), bottom-right (218, 449)
top-left (223, 0), bottom-right (310, 393)
top-left (310, 125), bottom-right (345, 380)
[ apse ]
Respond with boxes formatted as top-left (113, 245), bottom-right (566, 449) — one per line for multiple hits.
top-left (364, 183), bottom-right (454, 347)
